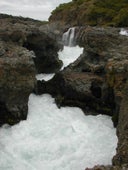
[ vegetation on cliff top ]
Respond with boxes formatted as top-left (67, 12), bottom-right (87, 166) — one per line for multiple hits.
top-left (0, 13), bottom-right (48, 25)
top-left (50, 0), bottom-right (128, 27)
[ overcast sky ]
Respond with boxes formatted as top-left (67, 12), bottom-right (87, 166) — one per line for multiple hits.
top-left (0, 0), bottom-right (71, 21)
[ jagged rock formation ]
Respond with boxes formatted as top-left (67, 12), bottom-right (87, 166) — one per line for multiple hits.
top-left (0, 14), bottom-right (62, 125)
top-left (23, 30), bottom-right (62, 73)
top-left (0, 41), bottom-right (36, 125)
top-left (0, 14), bottom-right (62, 73)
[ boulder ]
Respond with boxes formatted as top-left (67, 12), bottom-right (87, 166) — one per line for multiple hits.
top-left (38, 70), bottom-right (115, 116)
top-left (0, 41), bottom-right (36, 125)
top-left (0, 14), bottom-right (62, 74)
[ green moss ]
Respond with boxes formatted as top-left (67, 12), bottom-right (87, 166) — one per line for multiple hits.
top-left (75, 0), bottom-right (87, 5)
top-left (113, 8), bottom-right (128, 26)
top-left (87, 6), bottom-right (116, 25)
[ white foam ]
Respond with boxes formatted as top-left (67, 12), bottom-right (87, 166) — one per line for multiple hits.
top-left (36, 73), bottom-right (55, 81)
top-left (0, 94), bottom-right (117, 170)
top-left (58, 46), bottom-right (83, 69)
top-left (119, 28), bottom-right (128, 36)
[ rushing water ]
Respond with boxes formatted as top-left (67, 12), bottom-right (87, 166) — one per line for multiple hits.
top-left (0, 94), bottom-right (117, 170)
top-left (0, 27), bottom-right (118, 170)
top-left (119, 28), bottom-right (128, 36)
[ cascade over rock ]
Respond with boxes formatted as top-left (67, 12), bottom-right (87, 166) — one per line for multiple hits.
top-left (37, 26), bottom-right (128, 169)
top-left (38, 26), bottom-right (128, 120)
top-left (62, 27), bottom-right (76, 46)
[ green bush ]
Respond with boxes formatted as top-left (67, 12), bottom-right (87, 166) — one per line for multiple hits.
top-left (113, 8), bottom-right (128, 26)
top-left (51, 2), bottom-right (73, 14)
top-left (50, 0), bottom-right (128, 27)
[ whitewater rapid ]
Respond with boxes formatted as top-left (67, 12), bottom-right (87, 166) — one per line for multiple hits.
top-left (0, 93), bottom-right (117, 170)
top-left (0, 27), bottom-right (117, 170)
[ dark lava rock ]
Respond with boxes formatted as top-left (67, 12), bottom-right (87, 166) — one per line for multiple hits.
top-left (38, 71), bottom-right (115, 116)
top-left (0, 14), bottom-right (63, 125)
top-left (0, 41), bottom-right (36, 126)
top-left (0, 14), bottom-right (62, 74)
top-left (23, 30), bottom-right (62, 73)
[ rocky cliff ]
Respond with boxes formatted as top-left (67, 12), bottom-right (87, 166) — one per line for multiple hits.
top-left (0, 14), bottom-right (62, 125)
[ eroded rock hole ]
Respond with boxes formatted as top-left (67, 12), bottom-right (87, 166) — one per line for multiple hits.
top-left (90, 83), bottom-right (102, 98)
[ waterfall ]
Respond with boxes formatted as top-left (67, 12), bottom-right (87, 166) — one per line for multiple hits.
top-left (62, 27), bottom-right (76, 46)
top-left (119, 28), bottom-right (128, 36)
top-left (0, 27), bottom-right (117, 170)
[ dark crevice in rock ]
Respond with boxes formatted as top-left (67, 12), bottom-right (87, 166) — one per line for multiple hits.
top-left (0, 100), bottom-right (21, 126)
top-left (90, 82), bottom-right (102, 98)
top-left (23, 32), bottom-right (62, 73)
top-left (36, 72), bottom-right (116, 119)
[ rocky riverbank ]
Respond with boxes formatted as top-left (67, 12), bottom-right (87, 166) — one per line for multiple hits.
top-left (37, 26), bottom-right (128, 169)
top-left (0, 12), bottom-right (128, 170)
top-left (0, 14), bottom-right (62, 125)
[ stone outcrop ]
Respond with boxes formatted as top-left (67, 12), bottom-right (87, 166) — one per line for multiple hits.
top-left (23, 30), bottom-right (62, 73)
top-left (0, 14), bottom-right (62, 125)
top-left (0, 41), bottom-right (36, 125)
top-left (0, 14), bottom-right (62, 73)
top-left (37, 70), bottom-right (115, 116)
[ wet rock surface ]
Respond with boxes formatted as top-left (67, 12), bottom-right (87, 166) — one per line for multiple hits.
top-left (0, 14), bottom-right (62, 125)
top-left (0, 41), bottom-right (36, 125)
top-left (38, 71), bottom-right (115, 116)
top-left (85, 164), bottom-right (128, 170)
top-left (0, 14), bottom-right (62, 73)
